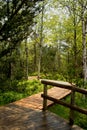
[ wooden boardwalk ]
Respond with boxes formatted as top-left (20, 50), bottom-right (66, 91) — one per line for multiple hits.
top-left (14, 87), bottom-right (71, 110)
top-left (0, 87), bottom-right (83, 130)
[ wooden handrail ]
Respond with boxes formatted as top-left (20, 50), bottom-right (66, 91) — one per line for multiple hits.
top-left (41, 94), bottom-right (87, 114)
top-left (41, 79), bottom-right (87, 125)
top-left (41, 79), bottom-right (87, 94)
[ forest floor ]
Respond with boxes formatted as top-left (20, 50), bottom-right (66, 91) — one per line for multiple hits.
top-left (28, 76), bottom-right (38, 80)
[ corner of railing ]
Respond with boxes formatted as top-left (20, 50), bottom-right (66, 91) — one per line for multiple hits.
top-left (40, 79), bottom-right (47, 84)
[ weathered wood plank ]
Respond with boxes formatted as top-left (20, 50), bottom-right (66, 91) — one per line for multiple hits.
top-left (14, 87), bottom-right (71, 110)
top-left (41, 79), bottom-right (87, 127)
top-left (0, 85), bottom-right (83, 130)
top-left (0, 103), bottom-right (83, 130)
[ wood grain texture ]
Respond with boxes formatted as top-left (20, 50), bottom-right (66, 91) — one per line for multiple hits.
top-left (0, 87), bottom-right (83, 130)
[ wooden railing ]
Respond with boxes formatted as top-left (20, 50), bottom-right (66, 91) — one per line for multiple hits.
top-left (41, 79), bottom-right (87, 125)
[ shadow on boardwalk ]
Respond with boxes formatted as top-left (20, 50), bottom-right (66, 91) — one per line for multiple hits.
top-left (0, 87), bottom-right (83, 130)
top-left (0, 103), bottom-right (82, 130)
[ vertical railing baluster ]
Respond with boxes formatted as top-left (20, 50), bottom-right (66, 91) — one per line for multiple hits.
top-left (43, 84), bottom-right (47, 111)
top-left (69, 89), bottom-right (75, 125)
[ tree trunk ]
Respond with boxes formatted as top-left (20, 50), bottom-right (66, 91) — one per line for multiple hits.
top-left (81, 4), bottom-right (87, 89)
top-left (25, 39), bottom-right (29, 80)
top-left (38, 2), bottom-right (44, 79)
top-left (33, 43), bottom-right (37, 72)
top-left (73, 17), bottom-right (77, 78)
top-left (82, 19), bottom-right (87, 88)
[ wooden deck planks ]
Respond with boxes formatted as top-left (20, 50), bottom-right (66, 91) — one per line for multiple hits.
top-left (0, 104), bottom-right (83, 130)
top-left (0, 87), bottom-right (83, 130)
top-left (14, 87), bottom-right (71, 110)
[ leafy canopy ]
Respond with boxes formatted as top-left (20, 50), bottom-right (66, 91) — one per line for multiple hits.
top-left (0, 0), bottom-right (43, 58)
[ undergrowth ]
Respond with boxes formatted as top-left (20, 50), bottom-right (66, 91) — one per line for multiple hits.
top-left (48, 93), bottom-right (87, 130)
top-left (0, 79), bottom-right (43, 106)
top-left (0, 76), bottom-right (87, 129)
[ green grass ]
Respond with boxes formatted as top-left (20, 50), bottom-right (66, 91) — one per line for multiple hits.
top-left (48, 94), bottom-right (87, 130)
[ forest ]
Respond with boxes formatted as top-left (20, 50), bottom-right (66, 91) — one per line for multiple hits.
top-left (0, 0), bottom-right (87, 129)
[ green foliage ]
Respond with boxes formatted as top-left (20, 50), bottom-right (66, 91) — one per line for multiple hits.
top-left (0, 0), bottom-right (42, 58)
top-left (75, 113), bottom-right (87, 129)
top-left (48, 93), bottom-right (87, 129)
top-left (0, 0), bottom-right (87, 127)
top-left (74, 95), bottom-right (87, 129)
top-left (0, 91), bottom-right (24, 105)
top-left (16, 80), bottom-right (43, 95)
top-left (0, 79), bottom-right (43, 106)
top-left (49, 104), bottom-right (70, 119)
top-left (0, 0), bottom-right (43, 81)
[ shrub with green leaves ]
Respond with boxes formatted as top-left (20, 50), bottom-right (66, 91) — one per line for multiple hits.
top-left (0, 79), bottom-right (43, 106)
top-left (0, 91), bottom-right (24, 105)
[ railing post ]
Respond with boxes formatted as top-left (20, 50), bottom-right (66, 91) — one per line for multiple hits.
top-left (43, 84), bottom-right (47, 111)
top-left (69, 89), bottom-right (75, 125)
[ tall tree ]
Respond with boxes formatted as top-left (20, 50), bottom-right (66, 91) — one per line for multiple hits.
top-left (0, 0), bottom-right (43, 80)
top-left (25, 38), bottom-right (29, 80)
top-left (79, 0), bottom-right (87, 88)
top-left (0, 0), bottom-right (43, 58)
top-left (37, 1), bottom-right (45, 78)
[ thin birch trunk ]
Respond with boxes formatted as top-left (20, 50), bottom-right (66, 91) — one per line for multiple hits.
top-left (25, 38), bottom-right (29, 80)
top-left (82, 5), bottom-right (87, 89)
top-left (38, 2), bottom-right (44, 79)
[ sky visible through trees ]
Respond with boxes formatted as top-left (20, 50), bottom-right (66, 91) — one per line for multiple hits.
top-left (0, 1), bottom-right (87, 129)
top-left (0, 0), bottom-right (87, 88)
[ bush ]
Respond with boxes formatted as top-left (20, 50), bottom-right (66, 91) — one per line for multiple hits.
top-left (0, 79), bottom-right (43, 106)
top-left (0, 91), bottom-right (24, 105)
